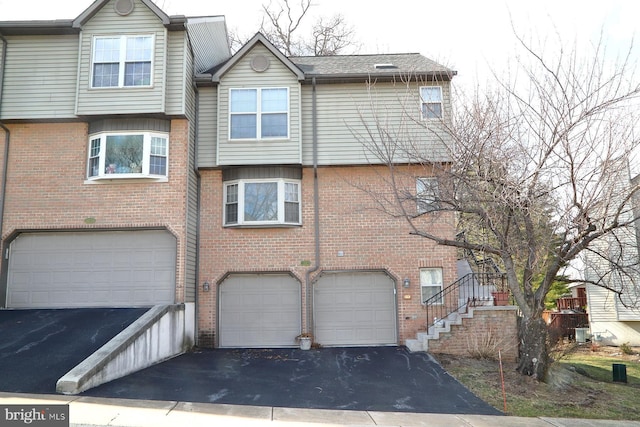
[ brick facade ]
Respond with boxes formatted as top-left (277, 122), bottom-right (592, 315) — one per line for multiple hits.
top-left (426, 307), bottom-right (519, 362)
top-left (198, 165), bottom-right (458, 347)
top-left (0, 120), bottom-right (191, 302)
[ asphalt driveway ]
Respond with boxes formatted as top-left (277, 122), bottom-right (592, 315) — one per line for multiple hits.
top-left (0, 308), bottom-right (149, 393)
top-left (82, 346), bottom-right (502, 415)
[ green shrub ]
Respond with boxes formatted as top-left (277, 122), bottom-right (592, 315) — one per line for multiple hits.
top-left (620, 342), bottom-right (634, 355)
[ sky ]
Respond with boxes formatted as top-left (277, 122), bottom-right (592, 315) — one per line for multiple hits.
top-left (0, 0), bottom-right (637, 89)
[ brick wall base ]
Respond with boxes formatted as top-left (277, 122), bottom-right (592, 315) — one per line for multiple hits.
top-left (427, 307), bottom-right (519, 362)
top-left (198, 331), bottom-right (215, 349)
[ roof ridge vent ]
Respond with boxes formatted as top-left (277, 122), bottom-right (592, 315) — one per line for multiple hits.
top-left (374, 63), bottom-right (397, 69)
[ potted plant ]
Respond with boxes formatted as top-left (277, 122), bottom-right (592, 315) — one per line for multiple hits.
top-left (491, 289), bottom-right (510, 306)
top-left (295, 332), bottom-right (313, 350)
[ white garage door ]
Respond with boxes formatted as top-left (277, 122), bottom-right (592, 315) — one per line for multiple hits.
top-left (219, 274), bottom-right (301, 348)
top-left (6, 230), bottom-right (176, 308)
top-left (314, 271), bottom-right (397, 346)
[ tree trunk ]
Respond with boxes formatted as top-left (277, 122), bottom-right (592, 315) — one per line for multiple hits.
top-left (516, 316), bottom-right (549, 380)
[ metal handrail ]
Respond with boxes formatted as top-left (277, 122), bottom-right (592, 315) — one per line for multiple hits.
top-left (424, 273), bottom-right (507, 332)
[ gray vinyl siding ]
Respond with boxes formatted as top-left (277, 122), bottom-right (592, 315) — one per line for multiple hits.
top-left (165, 31), bottom-right (188, 116)
top-left (0, 35), bottom-right (78, 120)
top-left (184, 50), bottom-right (197, 303)
top-left (75, 0), bottom-right (167, 115)
top-left (302, 82), bottom-right (453, 166)
top-left (197, 87), bottom-right (217, 167)
top-left (217, 44), bottom-right (301, 166)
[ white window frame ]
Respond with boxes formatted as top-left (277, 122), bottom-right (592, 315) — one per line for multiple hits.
top-left (91, 35), bottom-right (154, 88)
top-left (229, 87), bottom-right (290, 140)
top-left (86, 131), bottom-right (169, 181)
top-left (421, 268), bottom-right (443, 305)
top-left (223, 178), bottom-right (301, 226)
top-left (416, 177), bottom-right (439, 213)
top-left (419, 86), bottom-right (443, 119)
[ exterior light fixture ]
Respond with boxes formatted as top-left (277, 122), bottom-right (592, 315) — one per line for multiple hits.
top-left (203, 281), bottom-right (210, 292)
top-left (403, 278), bottom-right (410, 288)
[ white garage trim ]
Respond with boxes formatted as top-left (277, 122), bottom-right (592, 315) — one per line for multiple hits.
top-left (313, 271), bottom-right (397, 346)
top-left (218, 273), bottom-right (301, 348)
top-left (6, 230), bottom-right (176, 308)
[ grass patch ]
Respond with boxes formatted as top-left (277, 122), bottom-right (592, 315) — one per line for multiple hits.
top-left (436, 344), bottom-right (640, 420)
top-left (557, 348), bottom-right (640, 385)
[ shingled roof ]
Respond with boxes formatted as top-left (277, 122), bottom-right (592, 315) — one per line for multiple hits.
top-left (291, 53), bottom-right (456, 83)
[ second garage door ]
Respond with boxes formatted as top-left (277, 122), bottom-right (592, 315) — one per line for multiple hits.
top-left (6, 230), bottom-right (176, 308)
top-left (314, 271), bottom-right (397, 346)
top-left (218, 273), bottom-right (301, 348)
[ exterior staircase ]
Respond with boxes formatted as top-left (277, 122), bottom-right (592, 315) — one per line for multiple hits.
top-left (406, 309), bottom-right (474, 352)
top-left (407, 236), bottom-right (509, 353)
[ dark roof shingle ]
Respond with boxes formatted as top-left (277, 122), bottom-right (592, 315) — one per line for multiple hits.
top-left (291, 53), bottom-right (455, 80)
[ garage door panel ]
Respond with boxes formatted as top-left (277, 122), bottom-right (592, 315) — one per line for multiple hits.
top-left (219, 274), bottom-right (301, 348)
top-left (7, 231), bottom-right (176, 308)
top-left (314, 272), bottom-right (397, 346)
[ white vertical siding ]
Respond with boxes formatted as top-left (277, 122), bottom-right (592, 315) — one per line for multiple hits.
top-left (185, 17), bottom-right (230, 74)
top-left (217, 44), bottom-right (301, 166)
top-left (197, 87), bottom-right (217, 167)
top-left (75, 0), bottom-right (167, 115)
top-left (301, 81), bottom-right (453, 166)
top-left (1, 35), bottom-right (78, 120)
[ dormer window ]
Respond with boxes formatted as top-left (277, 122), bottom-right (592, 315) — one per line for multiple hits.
top-left (91, 35), bottom-right (153, 88)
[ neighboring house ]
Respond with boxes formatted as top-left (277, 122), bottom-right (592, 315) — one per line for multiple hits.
top-left (0, 0), bottom-right (460, 350)
top-left (0, 0), bottom-right (229, 318)
top-left (583, 167), bottom-right (640, 346)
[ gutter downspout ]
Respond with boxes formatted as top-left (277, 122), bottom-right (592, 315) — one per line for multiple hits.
top-left (304, 76), bottom-right (320, 334)
top-left (192, 80), bottom-right (202, 347)
top-left (0, 34), bottom-right (10, 308)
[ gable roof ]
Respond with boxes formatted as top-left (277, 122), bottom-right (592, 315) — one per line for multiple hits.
top-left (0, 0), bottom-right (185, 35)
top-left (202, 33), bottom-right (455, 85)
top-left (210, 33), bottom-right (305, 83)
top-left (292, 53), bottom-right (456, 83)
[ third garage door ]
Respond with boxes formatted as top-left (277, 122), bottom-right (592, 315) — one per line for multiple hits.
top-left (218, 273), bottom-right (301, 348)
top-left (6, 230), bottom-right (176, 308)
top-left (314, 271), bottom-right (397, 346)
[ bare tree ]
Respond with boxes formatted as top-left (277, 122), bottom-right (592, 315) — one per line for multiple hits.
top-left (354, 34), bottom-right (640, 380)
top-left (259, 0), bottom-right (356, 56)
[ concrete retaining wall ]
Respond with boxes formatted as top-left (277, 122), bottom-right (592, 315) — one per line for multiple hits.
top-left (57, 303), bottom-right (194, 395)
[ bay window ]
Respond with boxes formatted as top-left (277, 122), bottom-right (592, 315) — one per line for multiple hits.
top-left (224, 179), bottom-right (300, 226)
top-left (87, 132), bottom-right (168, 179)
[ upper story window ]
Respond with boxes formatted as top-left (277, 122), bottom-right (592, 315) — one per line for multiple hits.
top-left (229, 88), bottom-right (289, 140)
top-left (92, 35), bottom-right (153, 88)
top-left (416, 177), bottom-right (440, 213)
top-left (87, 132), bottom-right (168, 180)
top-left (224, 179), bottom-right (300, 226)
top-left (420, 86), bottom-right (443, 119)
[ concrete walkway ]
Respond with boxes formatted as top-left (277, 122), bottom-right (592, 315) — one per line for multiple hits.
top-left (1, 392), bottom-right (638, 427)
